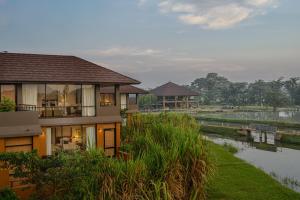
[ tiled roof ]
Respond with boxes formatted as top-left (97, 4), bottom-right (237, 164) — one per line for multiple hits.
top-left (0, 52), bottom-right (140, 84)
top-left (100, 85), bottom-right (148, 94)
top-left (151, 82), bottom-right (199, 96)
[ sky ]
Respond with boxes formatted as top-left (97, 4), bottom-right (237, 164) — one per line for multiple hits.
top-left (0, 0), bottom-right (299, 88)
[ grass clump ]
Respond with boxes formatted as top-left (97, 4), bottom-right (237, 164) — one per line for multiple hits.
top-left (222, 143), bottom-right (238, 154)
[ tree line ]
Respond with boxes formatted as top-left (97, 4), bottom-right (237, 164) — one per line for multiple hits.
top-left (190, 73), bottom-right (300, 111)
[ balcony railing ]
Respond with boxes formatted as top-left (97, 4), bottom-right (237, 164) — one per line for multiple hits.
top-left (16, 104), bottom-right (95, 118)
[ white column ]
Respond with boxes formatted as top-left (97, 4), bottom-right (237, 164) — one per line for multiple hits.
top-left (86, 127), bottom-right (96, 149)
top-left (46, 128), bottom-right (52, 156)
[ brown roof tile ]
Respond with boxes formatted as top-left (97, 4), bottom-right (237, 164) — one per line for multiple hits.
top-left (151, 82), bottom-right (199, 96)
top-left (100, 85), bottom-right (148, 94)
top-left (0, 52), bottom-right (140, 84)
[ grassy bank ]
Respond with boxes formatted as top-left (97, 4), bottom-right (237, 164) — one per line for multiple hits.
top-left (280, 134), bottom-right (300, 145)
top-left (207, 142), bottom-right (300, 200)
top-left (201, 125), bottom-right (242, 138)
top-left (197, 116), bottom-right (300, 130)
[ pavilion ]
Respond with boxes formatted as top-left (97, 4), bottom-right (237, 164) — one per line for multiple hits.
top-left (150, 82), bottom-right (199, 110)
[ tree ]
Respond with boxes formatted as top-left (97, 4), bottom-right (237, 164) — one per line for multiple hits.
top-left (0, 97), bottom-right (16, 112)
top-left (191, 73), bottom-right (230, 104)
top-left (284, 77), bottom-right (300, 105)
top-left (265, 79), bottom-right (290, 111)
top-left (247, 80), bottom-right (268, 106)
top-left (222, 82), bottom-right (248, 106)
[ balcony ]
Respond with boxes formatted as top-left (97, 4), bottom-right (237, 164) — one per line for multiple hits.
top-left (17, 104), bottom-right (95, 118)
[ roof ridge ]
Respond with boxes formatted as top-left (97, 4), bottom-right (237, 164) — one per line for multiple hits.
top-left (0, 52), bottom-right (74, 57)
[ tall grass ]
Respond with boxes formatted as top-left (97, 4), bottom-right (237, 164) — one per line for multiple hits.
top-left (0, 113), bottom-right (212, 200)
top-left (125, 113), bottom-right (213, 199)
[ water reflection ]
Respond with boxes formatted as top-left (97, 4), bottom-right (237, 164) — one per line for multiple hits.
top-left (206, 134), bottom-right (300, 192)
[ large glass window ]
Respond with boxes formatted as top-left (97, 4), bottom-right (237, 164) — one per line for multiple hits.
top-left (18, 84), bottom-right (95, 118)
top-left (48, 125), bottom-right (96, 154)
top-left (45, 84), bottom-right (82, 117)
top-left (82, 85), bottom-right (95, 116)
top-left (129, 94), bottom-right (137, 105)
top-left (0, 85), bottom-right (15, 102)
top-left (100, 86), bottom-right (115, 107)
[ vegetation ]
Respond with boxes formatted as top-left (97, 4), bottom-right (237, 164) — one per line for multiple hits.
top-left (190, 73), bottom-right (300, 110)
top-left (0, 188), bottom-right (19, 200)
top-left (280, 134), bottom-right (300, 145)
top-left (198, 116), bottom-right (300, 129)
top-left (138, 94), bottom-right (157, 109)
top-left (222, 143), bottom-right (238, 154)
top-left (207, 142), bottom-right (300, 200)
top-left (201, 125), bottom-right (242, 138)
top-left (0, 113), bottom-right (212, 200)
top-left (0, 97), bottom-right (16, 112)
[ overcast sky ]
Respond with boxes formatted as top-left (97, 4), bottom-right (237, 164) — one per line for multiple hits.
top-left (0, 0), bottom-right (299, 88)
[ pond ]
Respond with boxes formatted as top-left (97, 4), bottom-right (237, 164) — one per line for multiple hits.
top-left (206, 133), bottom-right (300, 192)
top-left (202, 111), bottom-right (300, 123)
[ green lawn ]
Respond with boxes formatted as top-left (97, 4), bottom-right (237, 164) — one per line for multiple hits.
top-left (207, 142), bottom-right (300, 200)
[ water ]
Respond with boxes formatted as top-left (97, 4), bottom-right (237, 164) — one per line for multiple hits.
top-left (202, 111), bottom-right (300, 123)
top-left (206, 134), bottom-right (300, 192)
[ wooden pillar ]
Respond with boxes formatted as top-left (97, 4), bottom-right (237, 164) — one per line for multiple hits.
top-left (175, 96), bottom-right (178, 109)
top-left (163, 96), bottom-right (166, 110)
top-left (96, 125), bottom-right (104, 149)
top-left (116, 122), bottom-right (121, 156)
top-left (33, 134), bottom-right (46, 157)
top-left (115, 85), bottom-right (121, 110)
top-left (95, 84), bottom-right (101, 116)
top-left (186, 96), bottom-right (189, 109)
top-left (264, 132), bottom-right (268, 143)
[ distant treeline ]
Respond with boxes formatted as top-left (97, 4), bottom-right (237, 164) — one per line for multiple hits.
top-left (189, 73), bottom-right (300, 110)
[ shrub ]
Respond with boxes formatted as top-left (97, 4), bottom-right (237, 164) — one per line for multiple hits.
top-left (0, 97), bottom-right (16, 112)
top-left (0, 113), bottom-right (213, 200)
top-left (0, 188), bottom-right (19, 200)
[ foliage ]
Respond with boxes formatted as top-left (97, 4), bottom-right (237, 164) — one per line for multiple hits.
top-left (190, 73), bottom-right (300, 107)
top-left (222, 143), bottom-right (238, 154)
top-left (264, 79), bottom-right (290, 111)
top-left (191, 73), bottom-right (230, 105)
top-left (0, 113), bottom-right (213, 200)
top-left (0, 97), bottom-right (16, 112)
top-left (0, 188), bottom-right (19, 200)
top-left (280, 135), bottom-right (300, 145)
top-left (138, 94), bottom-right (157, 109)
top-left (197, 116), bottom-right (300, 130)
top-left (201, 125), bottom-right (242, 138)
top-left (207, 142), bottom-right (300, 200)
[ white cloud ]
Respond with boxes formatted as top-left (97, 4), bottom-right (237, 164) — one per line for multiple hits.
top-left (137, 0), bottom-right (147, 6)
top-left (91, 47), bottom-right (162, 57)
top-left (156, 0), bottom-right (278, 29)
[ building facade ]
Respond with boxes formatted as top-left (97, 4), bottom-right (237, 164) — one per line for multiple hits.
top-left (0, 53), bottom-right (141, 192)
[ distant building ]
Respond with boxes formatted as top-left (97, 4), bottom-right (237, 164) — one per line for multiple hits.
top-left (150, 82), bottom-right (199, 110)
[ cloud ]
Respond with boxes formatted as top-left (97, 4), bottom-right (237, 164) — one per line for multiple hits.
top-left (157, 0), bottom-right (278, 29)
top-left (88, 47), bottom-right (162, 57)
top-left (137, 0), bottom-right (147, 6)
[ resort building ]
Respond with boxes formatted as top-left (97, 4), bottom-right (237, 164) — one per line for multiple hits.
top-left (150, 82), bottom-right (199, 110)
top-left (0, 52), bottom-right (141, 160)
